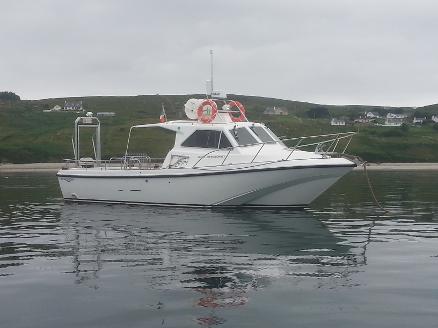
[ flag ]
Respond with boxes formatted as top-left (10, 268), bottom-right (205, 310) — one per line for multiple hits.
top-left (159, 104), bottom-right (167, 123)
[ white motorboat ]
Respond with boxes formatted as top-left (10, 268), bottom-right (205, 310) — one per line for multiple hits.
top-left (57, 98), bottom-right (356, 208)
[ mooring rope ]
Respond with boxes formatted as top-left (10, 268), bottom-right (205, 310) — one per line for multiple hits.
top-left (361, 161), bottom-right (387, 212)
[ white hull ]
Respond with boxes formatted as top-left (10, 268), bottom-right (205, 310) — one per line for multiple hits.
top-left (58, 160), bottom-right (355, 207)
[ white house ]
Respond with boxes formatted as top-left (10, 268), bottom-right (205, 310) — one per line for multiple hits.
top-left (97, 112), bottom-right (116, 117)
top-left (64, 100), bottom-right (83, 111)
top-left (366, 112), bottom-right (380, 119)
top-left (263, 106), bottom-right (289, 115)
top-left (331, 118), bottom-right (346, 126)
top-left (354, 118), bottom-right (372, 124)
top-left (385, 113), bottom-right (407, 126)
top-left (413, 117), bottom-right (426, 124)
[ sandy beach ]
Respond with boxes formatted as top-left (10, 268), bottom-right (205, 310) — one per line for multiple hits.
top-left (0, 163), bottom-right (64, 173)
top-left (1, 162), bottom-right (438, 173)
top-left (353, 163), bottom-right (438, 171)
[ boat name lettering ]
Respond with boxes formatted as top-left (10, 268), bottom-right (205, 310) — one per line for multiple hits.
top-left (60, 177), bottom-right (74, 182)
top-left (205, 155), bottom-right (225, 159)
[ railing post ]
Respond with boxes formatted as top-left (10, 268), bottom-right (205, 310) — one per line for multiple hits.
top-left (342, 133), bottom-right (354, 154)
top-left (285, 138), bottom-right (303, 160)
top-left (221, 148), bottom-right (233, 165)
top-left (332, 133), bottom-right (341, 153)
top-left (192, 148), bottom-right (219, 168)
top-left (251, 143), bottom-right (265, 163)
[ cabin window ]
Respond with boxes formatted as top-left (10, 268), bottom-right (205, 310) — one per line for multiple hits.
top-left (264, 126), bottom-right (284, 145)
top-left (250, 126), bottom-right (275, 143)
top-left (181, 130), bottom-right (232, 149)
top-left (229, 127), bottom-right (258, 146)
top-left (219, 132), bottom-right (232, 148)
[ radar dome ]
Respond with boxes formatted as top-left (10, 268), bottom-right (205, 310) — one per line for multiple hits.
top-left (184, 99), bottom-right (204, 120)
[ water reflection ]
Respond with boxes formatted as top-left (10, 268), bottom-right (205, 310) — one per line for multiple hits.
top-left (55, 204), bottom-right (364, 326)
top-left (2, 172), bottom-right (438, 327)
top-left (58, 204), bottom-right (360, 292)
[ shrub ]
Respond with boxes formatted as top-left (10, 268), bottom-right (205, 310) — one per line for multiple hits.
top-left (400, 123), bottom-right (410, 133)
top-left (380, 129), bottom-right (404, 137)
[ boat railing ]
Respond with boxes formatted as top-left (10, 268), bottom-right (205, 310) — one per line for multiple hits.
top-left (62, 132), bottom-right (356, 171)
top-left (192, 131), bottom-right (356, 168)
top-left (110, 155), bottom-right (165, 170)
top-left (62, 155), bottom-right (165, 170)
top-left (282, 131), bottom-right (356, 160)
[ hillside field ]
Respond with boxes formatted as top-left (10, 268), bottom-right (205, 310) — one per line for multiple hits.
top-left (1, 94), bottom-right (438, 163)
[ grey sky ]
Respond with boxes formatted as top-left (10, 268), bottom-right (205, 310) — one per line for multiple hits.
top-left (1, 0), bottom-right (437, 106)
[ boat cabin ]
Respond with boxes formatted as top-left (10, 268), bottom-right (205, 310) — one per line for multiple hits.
top-left (129, 120), bottom-right (290, 169)
top-left (68, 98), bottom-right (352, 171)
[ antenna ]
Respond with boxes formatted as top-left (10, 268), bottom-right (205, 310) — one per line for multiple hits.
top-left (205, 80), bottom-right (211, 98)
top-left (210, 49), bottom-right (214, 95)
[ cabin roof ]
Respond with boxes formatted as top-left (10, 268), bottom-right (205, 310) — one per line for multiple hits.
top-left (132, 120), bottom-right (260, 132)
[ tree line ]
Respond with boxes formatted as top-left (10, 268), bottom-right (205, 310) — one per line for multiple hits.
top-left (0, 91), bottom-right (20, 102)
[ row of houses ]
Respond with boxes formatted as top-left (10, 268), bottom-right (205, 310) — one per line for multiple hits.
top-left (42, 100), bottom-right (116, 117)
top-left (263, 106), bottom-right (289, 115)
top-left (263, 107), bottom-right (438, 127)
top-left (263, 106), bottom-right (438, 127)
top-left (332, 112), bottom-right (438, 126)
top-left (44, 100), bottom-right (84, 112)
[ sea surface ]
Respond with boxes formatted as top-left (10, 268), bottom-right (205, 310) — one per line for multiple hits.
top-left (1, 171), bottom-right (438, 327)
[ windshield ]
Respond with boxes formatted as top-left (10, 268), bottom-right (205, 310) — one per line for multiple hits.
top-left (264, 126), bottom-right (285, 145)
top-left (250, 126), bottom-right (276, 143)
top-left (229, 127), bottom-right (258, 146)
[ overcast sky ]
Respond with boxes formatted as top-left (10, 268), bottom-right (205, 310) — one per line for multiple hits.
top-left (1, 0), bottom-right (437, 106)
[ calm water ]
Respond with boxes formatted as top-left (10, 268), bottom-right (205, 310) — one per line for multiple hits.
top-left (1, 171), bottom-right (438, 327)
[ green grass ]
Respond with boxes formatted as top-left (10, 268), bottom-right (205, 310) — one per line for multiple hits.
top-left (1, 95), bottom-right (438, 163)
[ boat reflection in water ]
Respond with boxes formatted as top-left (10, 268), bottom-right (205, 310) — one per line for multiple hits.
top-left (58, 203), bottom-right (364, 325)
top-left (3, 172), bottom-right (438, 327)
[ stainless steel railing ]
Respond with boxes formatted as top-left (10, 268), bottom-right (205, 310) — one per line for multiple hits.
top-left (282, 132), bottom-right (356, 160)
top-left (62, 155), bottom-right (165, 170)
top-left (62, 132), bottom-right (356, 170)
top-left (192, 132), bottom-right (356, 168)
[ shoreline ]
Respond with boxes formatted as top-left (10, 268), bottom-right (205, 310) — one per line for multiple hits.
top-left (1, 162), bottom-right (438, 173)
top-left (0, 163), bottom-right (64, 173)
top-left (353, 163), bottom-right (438, 171)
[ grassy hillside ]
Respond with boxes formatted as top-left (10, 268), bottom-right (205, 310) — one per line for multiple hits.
top-left (1, 94), bottom-right (438, 163)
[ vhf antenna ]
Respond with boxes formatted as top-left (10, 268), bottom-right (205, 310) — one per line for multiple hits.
top-left (205, 49), bottom-right (214, 98)
top-left (210, 49), bottom-right (214, 96)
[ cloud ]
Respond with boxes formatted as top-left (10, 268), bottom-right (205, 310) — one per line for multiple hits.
top-left (1, 0), bottom-right (437, 106)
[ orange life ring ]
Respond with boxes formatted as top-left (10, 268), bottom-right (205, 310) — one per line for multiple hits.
top-left (228, 100), bottom-right (246, 122)
top-left (197, 99), bottom-right (218, 123)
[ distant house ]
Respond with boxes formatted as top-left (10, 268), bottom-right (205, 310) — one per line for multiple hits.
top-left (385, 113), bottom-right (407, 126)
top-left (331, 118), bottom-right (346, 126)
top-left (431, 115), bottom-right (438, 123)
top-left (97, 112), bottom-right (116, 117)
top-left (354, 118), bottom-right (372, 124)
top-left (366, 112), bottom-right (381, 119)
top-left (43, 104), bottom-right (62, 112)
top-left (413, 117), bottom-right (426, 124)
top-left (64, 100), bottom-right (83, 111)
top-left (263, 106), bottom-right (288, 115)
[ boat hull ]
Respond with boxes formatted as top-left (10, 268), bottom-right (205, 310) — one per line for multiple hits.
top-left (57, 162), bottom-right (355, 207)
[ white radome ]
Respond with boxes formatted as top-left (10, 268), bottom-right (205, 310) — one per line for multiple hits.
top-left (184, 98), bottom-right (204, 120)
